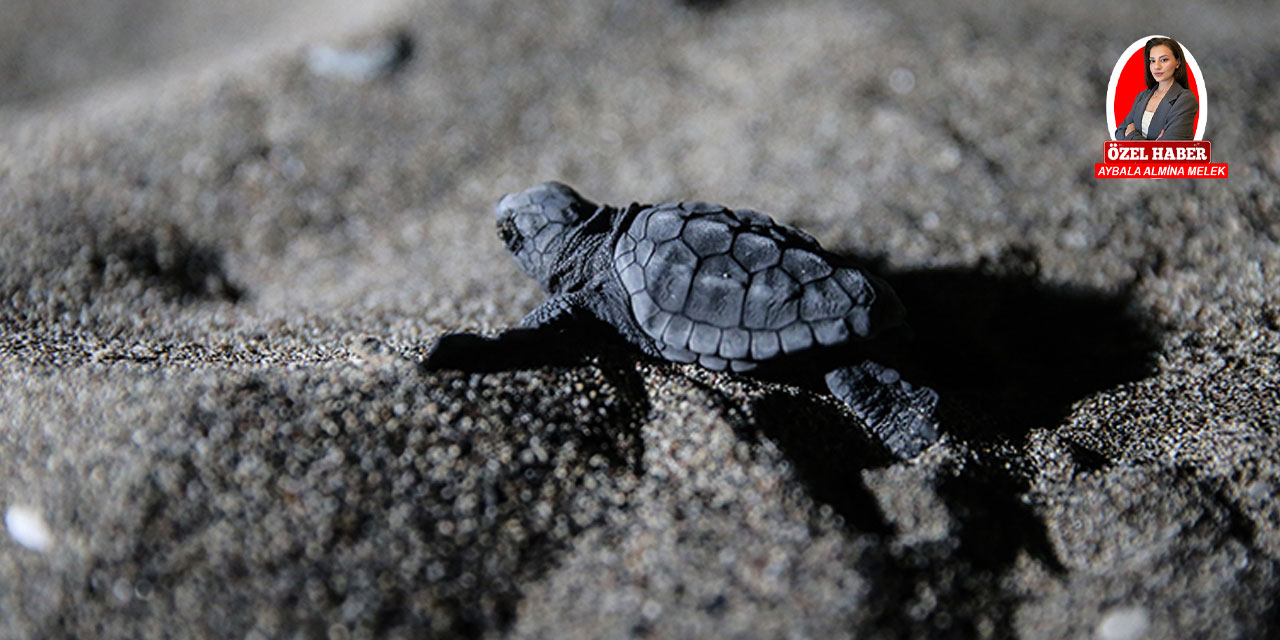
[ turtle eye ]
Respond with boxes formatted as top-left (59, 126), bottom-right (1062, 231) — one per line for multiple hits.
top-left (497, 220), bottom-right (520, 251)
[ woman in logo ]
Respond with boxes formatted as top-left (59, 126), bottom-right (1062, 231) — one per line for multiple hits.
top-left (1115, 37), bottom-right (1198, 141)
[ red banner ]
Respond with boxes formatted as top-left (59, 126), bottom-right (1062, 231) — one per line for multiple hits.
top-left (1104, 141), bottom-right (1211, 162)
top-left (1096, 141), bottom-right (1227, 179)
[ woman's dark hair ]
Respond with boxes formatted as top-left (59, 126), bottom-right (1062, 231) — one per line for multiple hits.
top-left (1144, 37), bottom-right (1190, 90)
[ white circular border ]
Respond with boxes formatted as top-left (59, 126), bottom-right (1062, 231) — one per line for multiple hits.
top-left (1106, 35), bottom-right (1208, 141)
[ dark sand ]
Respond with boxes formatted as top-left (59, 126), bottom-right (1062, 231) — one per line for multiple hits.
top-left (2, 0), bottom-right (1279, 637)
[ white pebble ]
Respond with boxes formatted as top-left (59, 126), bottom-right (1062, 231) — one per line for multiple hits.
top-left (889, 67), bottom-right (916, 94)
top-left (113, 577), bottom-right (134, 603)
top-left (307, 34), bottom-right (411, 82)
top-left (1096, 606), bottom-right (1150, 640)
top-left (5, 505), bottom-right (53, 552)
top-left (922, 211), bottom-right (940, 230)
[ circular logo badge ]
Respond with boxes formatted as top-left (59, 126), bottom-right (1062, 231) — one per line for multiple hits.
top-left (1106, 35), bottom-right (1207, 140)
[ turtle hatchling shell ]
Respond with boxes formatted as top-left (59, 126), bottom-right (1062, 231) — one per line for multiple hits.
top-left (613, 201), bottom-right (893, 372)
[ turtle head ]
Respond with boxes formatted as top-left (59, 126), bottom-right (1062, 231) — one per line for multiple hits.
top-left (495, 181), bottom-right (601, 290)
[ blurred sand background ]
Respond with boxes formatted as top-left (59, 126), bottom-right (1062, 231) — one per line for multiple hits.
top-left (2, 0), bottom-right (1279, 637)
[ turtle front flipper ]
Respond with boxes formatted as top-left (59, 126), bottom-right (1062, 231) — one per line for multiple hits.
top-left (825, 361), bottom-right (940, 460)
top-left (421, 328), bottom-right (563, 372)
top-left (423, 293), bottom-right (611, 372)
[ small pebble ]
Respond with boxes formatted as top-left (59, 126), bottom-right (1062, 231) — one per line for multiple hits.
top-left (113, 577), bottom-right (134, 603)
top-left (889, 67), bottom-right (916, 94)
top-left (1096, 606), bottom-right (1150, 640)
top-left (307, 33), bottom-right (414, 82)
top-left (5, 505), bottom-right (53, 552)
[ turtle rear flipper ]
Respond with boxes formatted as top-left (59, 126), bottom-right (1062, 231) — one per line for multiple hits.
top-left (825, 361), bottom-right (939, 459)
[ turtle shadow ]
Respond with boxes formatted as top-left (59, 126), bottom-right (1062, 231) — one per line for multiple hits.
top-left (749, 390), bottom-right (896, 534)
top-left (748, 367), bottom-right (1070, 557)
top-left (867, 249), bottom-right (1163, 445)
top-left (748, 372), bottom-right (1067, 635)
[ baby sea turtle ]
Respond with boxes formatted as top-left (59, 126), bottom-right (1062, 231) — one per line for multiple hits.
top-left (427, 182), bottom-right (939, 459)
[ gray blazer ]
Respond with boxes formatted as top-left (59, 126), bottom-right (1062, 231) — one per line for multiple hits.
top-left (1115, 84), bottom-right (1198, 141)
